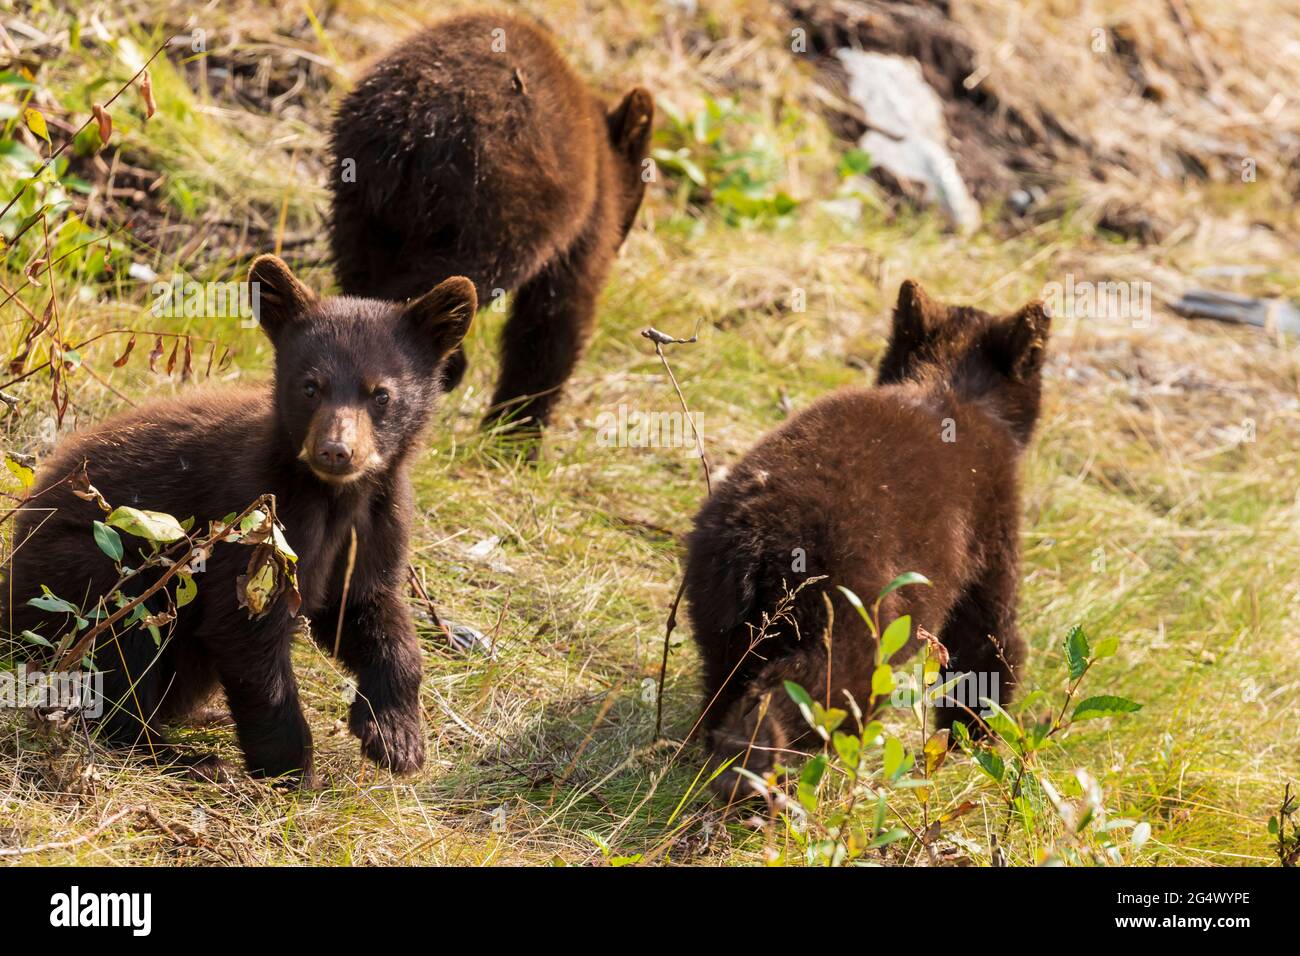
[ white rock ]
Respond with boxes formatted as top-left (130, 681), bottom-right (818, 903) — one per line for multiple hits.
top-left (836, 50), bottom-right (982, 234)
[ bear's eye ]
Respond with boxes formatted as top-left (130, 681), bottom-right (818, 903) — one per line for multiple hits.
top-left (373, 388), bottom-right (391, 407)
top-left (303, 380), bottom-right (319, 399)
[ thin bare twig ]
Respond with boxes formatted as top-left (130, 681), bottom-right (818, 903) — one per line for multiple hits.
top-left (645, 319), bottom-right (709, 740)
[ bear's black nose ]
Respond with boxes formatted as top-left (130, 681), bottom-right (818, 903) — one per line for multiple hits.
top-left (316, 440), bottom-right (353, 469)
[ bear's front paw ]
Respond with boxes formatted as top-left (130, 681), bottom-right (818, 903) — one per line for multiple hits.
top-left (351, 706), bottom-right (425, 774)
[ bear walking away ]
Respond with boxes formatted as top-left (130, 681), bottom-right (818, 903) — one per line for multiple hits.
top-left (684, 280), bottom-right (1051, 798)
top-left (329, 12), bottom-right (654, 439)
top-left (2, 256), bottom-right (476, 784)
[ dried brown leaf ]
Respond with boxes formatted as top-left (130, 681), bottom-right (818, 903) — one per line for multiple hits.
top-left (91, 103), bottom-right (112, 147)
top-left (112, 334), bottom-right (136, 368)
top-left (138, 70), bottom-right (156, 120)
top-left (918, 625), bottom-right (949, 667)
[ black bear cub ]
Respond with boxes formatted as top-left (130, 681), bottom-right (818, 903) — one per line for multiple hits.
top-left (2, 256), bottom-right (476, 784)
top-left (329, 11), bottom-right (654, 439)
top-left (684, 281), bottom-right (1051, 798)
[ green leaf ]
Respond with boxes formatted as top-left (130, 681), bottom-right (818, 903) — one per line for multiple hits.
top-left (876, 571), bottom-right (931, 603)
top-left (1072, 695), bottom-right (1143, 722)
top-left (13, 204), bottom-right (51, 241)
top-left (836, 585), bottom-right (872, 629)
top-left (1065, 624), bottom-right (1090, 680)
top-left (832, 731), bottom-right (860, 771)
top-left (882, 736), bottom-right (905, 779)
top-left (879, 614), bottom-right (911, 663)
top-left (783, 680), bottom-right (813, 708)
top-left (798, 754), bottom-right (827, 812)
top-left (0, 71), bottom-right (38, 89)
top-left (1017, 689), bottom-right (1049, 716)
top-left (871, 664), bottom-right (895, 698)
top-left (867, 827), bottom-right (909, 850)
top-left (785, 680), bottom-right (817, 732)
top-left (239, 509), bottom-right (268, 534)
top-left (1093, 636), bottom-right (1120, 660)
top-left (651, 147), bottom-right (706, 187)
top-left (18, 629), bottom-right (52, 648)
top-left (811, 703), bottom-right (846, 735)
top-left (107, 505), bottom-right (187, 543)
top-left (92, 520), bottom-right (123, 562)
top-left (175, 572), bottom-right (197, 608)
top-left (973, 748), bottom-right (1005, 782)
top-left (981, 697), bottom-right (1023, 742)
top-left (27, 586), bottom-right (79, 615)
top-left (838, 148), bottom-right (872, 178)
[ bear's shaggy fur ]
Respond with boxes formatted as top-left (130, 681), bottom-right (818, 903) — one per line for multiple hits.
top-left (328, 11), bottom-right (653, 436)
top-left (684, 280), bottom-right (1051, 797)
top-left (2, 256), bottom-right (475, 784)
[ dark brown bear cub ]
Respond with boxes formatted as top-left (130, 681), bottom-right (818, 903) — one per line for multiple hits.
top-left (684, 281), bottom-right (1051, 797)
top-left (2, 256), bottom-right (475, 784)
top-left (329, 12), bottom-right (654, 438)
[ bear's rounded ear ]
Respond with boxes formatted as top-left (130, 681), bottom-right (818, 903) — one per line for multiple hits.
top-left (249, 255), bottom-right (315, 340)
top-left (998, 300), bottom-right (1052, 380)
top-left (891, 279), bottom-right (943, 345)
top-left (404, 276), bottom-right (477, 364)
top-left (608, 86), bottom-right (654, 163)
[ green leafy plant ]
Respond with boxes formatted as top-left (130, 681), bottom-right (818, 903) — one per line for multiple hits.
top-left (652, 96), bottom-right (797, 226)
top-left (836, 148), bottom-right (872, 180)
top-left (1270, 783), bottom-right (1299, 867)
top-left (7, 467), bottom-right (299, 672)
top-left (746, 573), bottom-right (1145, 866)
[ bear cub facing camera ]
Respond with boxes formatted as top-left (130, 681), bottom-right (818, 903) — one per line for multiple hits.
top-left (685, 281), bottom-right (1052, 798)
top-left (2, 256), bottom-right (476, 784)
top-left (329, 12), bottom-right (654, 439)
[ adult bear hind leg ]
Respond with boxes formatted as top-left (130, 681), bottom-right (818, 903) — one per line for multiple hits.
top-left (484, 222), bottom-right (611, 441)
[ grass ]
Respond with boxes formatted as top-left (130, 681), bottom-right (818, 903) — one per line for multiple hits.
top-left (0, 0), bottom-right (1297, 865)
